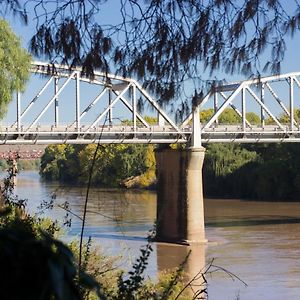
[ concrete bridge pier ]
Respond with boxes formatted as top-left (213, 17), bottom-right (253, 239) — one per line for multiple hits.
top-left (155, 105), bottom-right (206, 244)
top-left (155, 146), bottom-right (206, 244)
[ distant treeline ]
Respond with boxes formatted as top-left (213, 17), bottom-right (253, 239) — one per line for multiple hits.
top-left (39, 142), bottom-right (300, 201)
top-left (203, 143), bottom-right (300, 201)
top-left (0, 159), bottom-right (40, 171)
top-left (40, 109), bottom-right (300, 201)
top-left (40, 144), bottom-right (156, 188)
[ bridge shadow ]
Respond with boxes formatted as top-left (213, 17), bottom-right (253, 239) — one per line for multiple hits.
top-left (206, 216), bottom-right (300, 227)
top-left (81, 232), bottom-right (147, 242)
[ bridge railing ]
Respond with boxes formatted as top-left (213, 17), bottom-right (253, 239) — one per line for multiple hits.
top-left (0, 124), bottom-right (189, 144)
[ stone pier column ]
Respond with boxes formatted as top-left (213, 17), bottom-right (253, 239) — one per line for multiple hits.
top-left (155, 146), bottom-right (206, 244)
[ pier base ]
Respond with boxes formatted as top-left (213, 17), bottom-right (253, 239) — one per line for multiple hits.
top-left (155, 147), bottom-right (206, 244)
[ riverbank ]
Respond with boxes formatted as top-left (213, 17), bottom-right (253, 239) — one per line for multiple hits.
top-left (39, 143), bottom-right (300, 201)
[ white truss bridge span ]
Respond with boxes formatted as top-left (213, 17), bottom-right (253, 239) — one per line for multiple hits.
top-left (2, 61), bottom-right (300, 145)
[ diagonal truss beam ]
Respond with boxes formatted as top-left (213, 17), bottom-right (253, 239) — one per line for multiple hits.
top-left (181, 92), bottom-right (211, 127)
top-left (26, 71), bottom-right (76, 131)
top-left (113, 90), bottom-right (150, 128)
top-left (85, 84), bottom-right (132, 131)
top-left (68, 87), bottom-right (108, 128)
top-left (12, 77), bottom-right (54, 127)
top-left (265, 82), bottom-right (297, 126)
top-left (246, 87), bottom-right (284, 130)
top-left (133, 80), bottom-right (181, 132)
top-left (204, 84), bottom-right (244, 129)
top-left (219, 92), bottom-right (252, 128)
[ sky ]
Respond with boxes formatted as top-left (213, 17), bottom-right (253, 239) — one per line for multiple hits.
top-left (3, 3), bottom-right (300, 126)
top-left (6, 6), bottom-right (300, 81)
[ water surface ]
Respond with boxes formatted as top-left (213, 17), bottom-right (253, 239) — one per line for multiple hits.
top-left (11, 171), bottom-right (300, 299)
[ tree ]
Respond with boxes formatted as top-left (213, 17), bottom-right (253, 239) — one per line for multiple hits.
top-left (40, 144), bottom-right (156, 187)
top-left (2, 0), bottom-right (300, 117)
top-left (40, 144), bottom-right (68, 180)
top-left (200, 108), bottom-right (260, 124)
top-left (0, 18), bottom-right (31, 117)
top-left (203, 143), bottom-right (258, 197)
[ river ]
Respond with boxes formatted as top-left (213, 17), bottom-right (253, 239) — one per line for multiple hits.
top-left (10, 171), bottom-right (300, 299)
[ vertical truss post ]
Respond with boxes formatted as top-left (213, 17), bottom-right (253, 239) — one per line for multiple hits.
top-left (17, 92), bottom-right (21, 131)
top-left (132, 84), bottom-right (137, 132)
top-left (242, 87), bottom-right (246, 131)
top-left (190, 105), bottom-right (202, 148)
top-left (108, 88), bottom-right (113, 126)
top-left (158, 113), bottom-right (165, 127)
top-left (76, 72), bottom-right (80, 132)
top-left (290, 77), bottom-right (294, 131)
top-left (54, 77), bottom-right (59, 127)
top-left (214, 92), bottom-right (219, 125)
top-left (261, 83), bottom-right (265, 127)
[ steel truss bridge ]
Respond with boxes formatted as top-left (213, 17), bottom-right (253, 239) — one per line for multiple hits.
top-left (2, 61), bottom-right (300, 145)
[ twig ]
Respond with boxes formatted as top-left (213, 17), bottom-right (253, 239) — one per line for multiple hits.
top-left (78, 113), bottom-right (109, 272)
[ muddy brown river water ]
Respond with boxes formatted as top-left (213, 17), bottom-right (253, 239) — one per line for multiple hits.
top-left (12, 171), bottom-right (300, 299)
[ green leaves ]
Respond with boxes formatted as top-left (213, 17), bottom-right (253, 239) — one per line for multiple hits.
top-left (40, 144), bottom-right (156, 187)
top-left (0, 18), bottom-right (31, 118)
top-left (203, 143), bottom-right (300, 200)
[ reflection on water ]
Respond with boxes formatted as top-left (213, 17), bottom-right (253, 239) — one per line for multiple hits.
top-left (157, 243), bottom-right (206, 297)
top-left (8, 171), bottom-right (300, 299)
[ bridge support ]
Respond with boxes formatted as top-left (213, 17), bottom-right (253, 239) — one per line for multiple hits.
top-left (155, 146), bottom-right (206, 244)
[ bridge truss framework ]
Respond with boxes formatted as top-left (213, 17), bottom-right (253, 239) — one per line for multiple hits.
top-left (1, 62), bottom-right (300, 145)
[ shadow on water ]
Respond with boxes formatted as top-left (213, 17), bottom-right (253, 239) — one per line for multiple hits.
top-left (82, 232), bottom-right (147, 242)
top-left (206, 216), bottom-right (300, 227)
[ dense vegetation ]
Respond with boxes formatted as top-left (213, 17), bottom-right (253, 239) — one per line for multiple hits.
top-left (200, 108), bottom-right (300, 201)
top-left (0, 159), bottom-right (40, 171)
top-left (40, 144), bottom-right (156, 188)
top-left (203, 143), bottom-right (300, 201)
top-left (0, 18), bottom-right (31, 117)
top-left (40, 142), bottom-right (300, 201)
